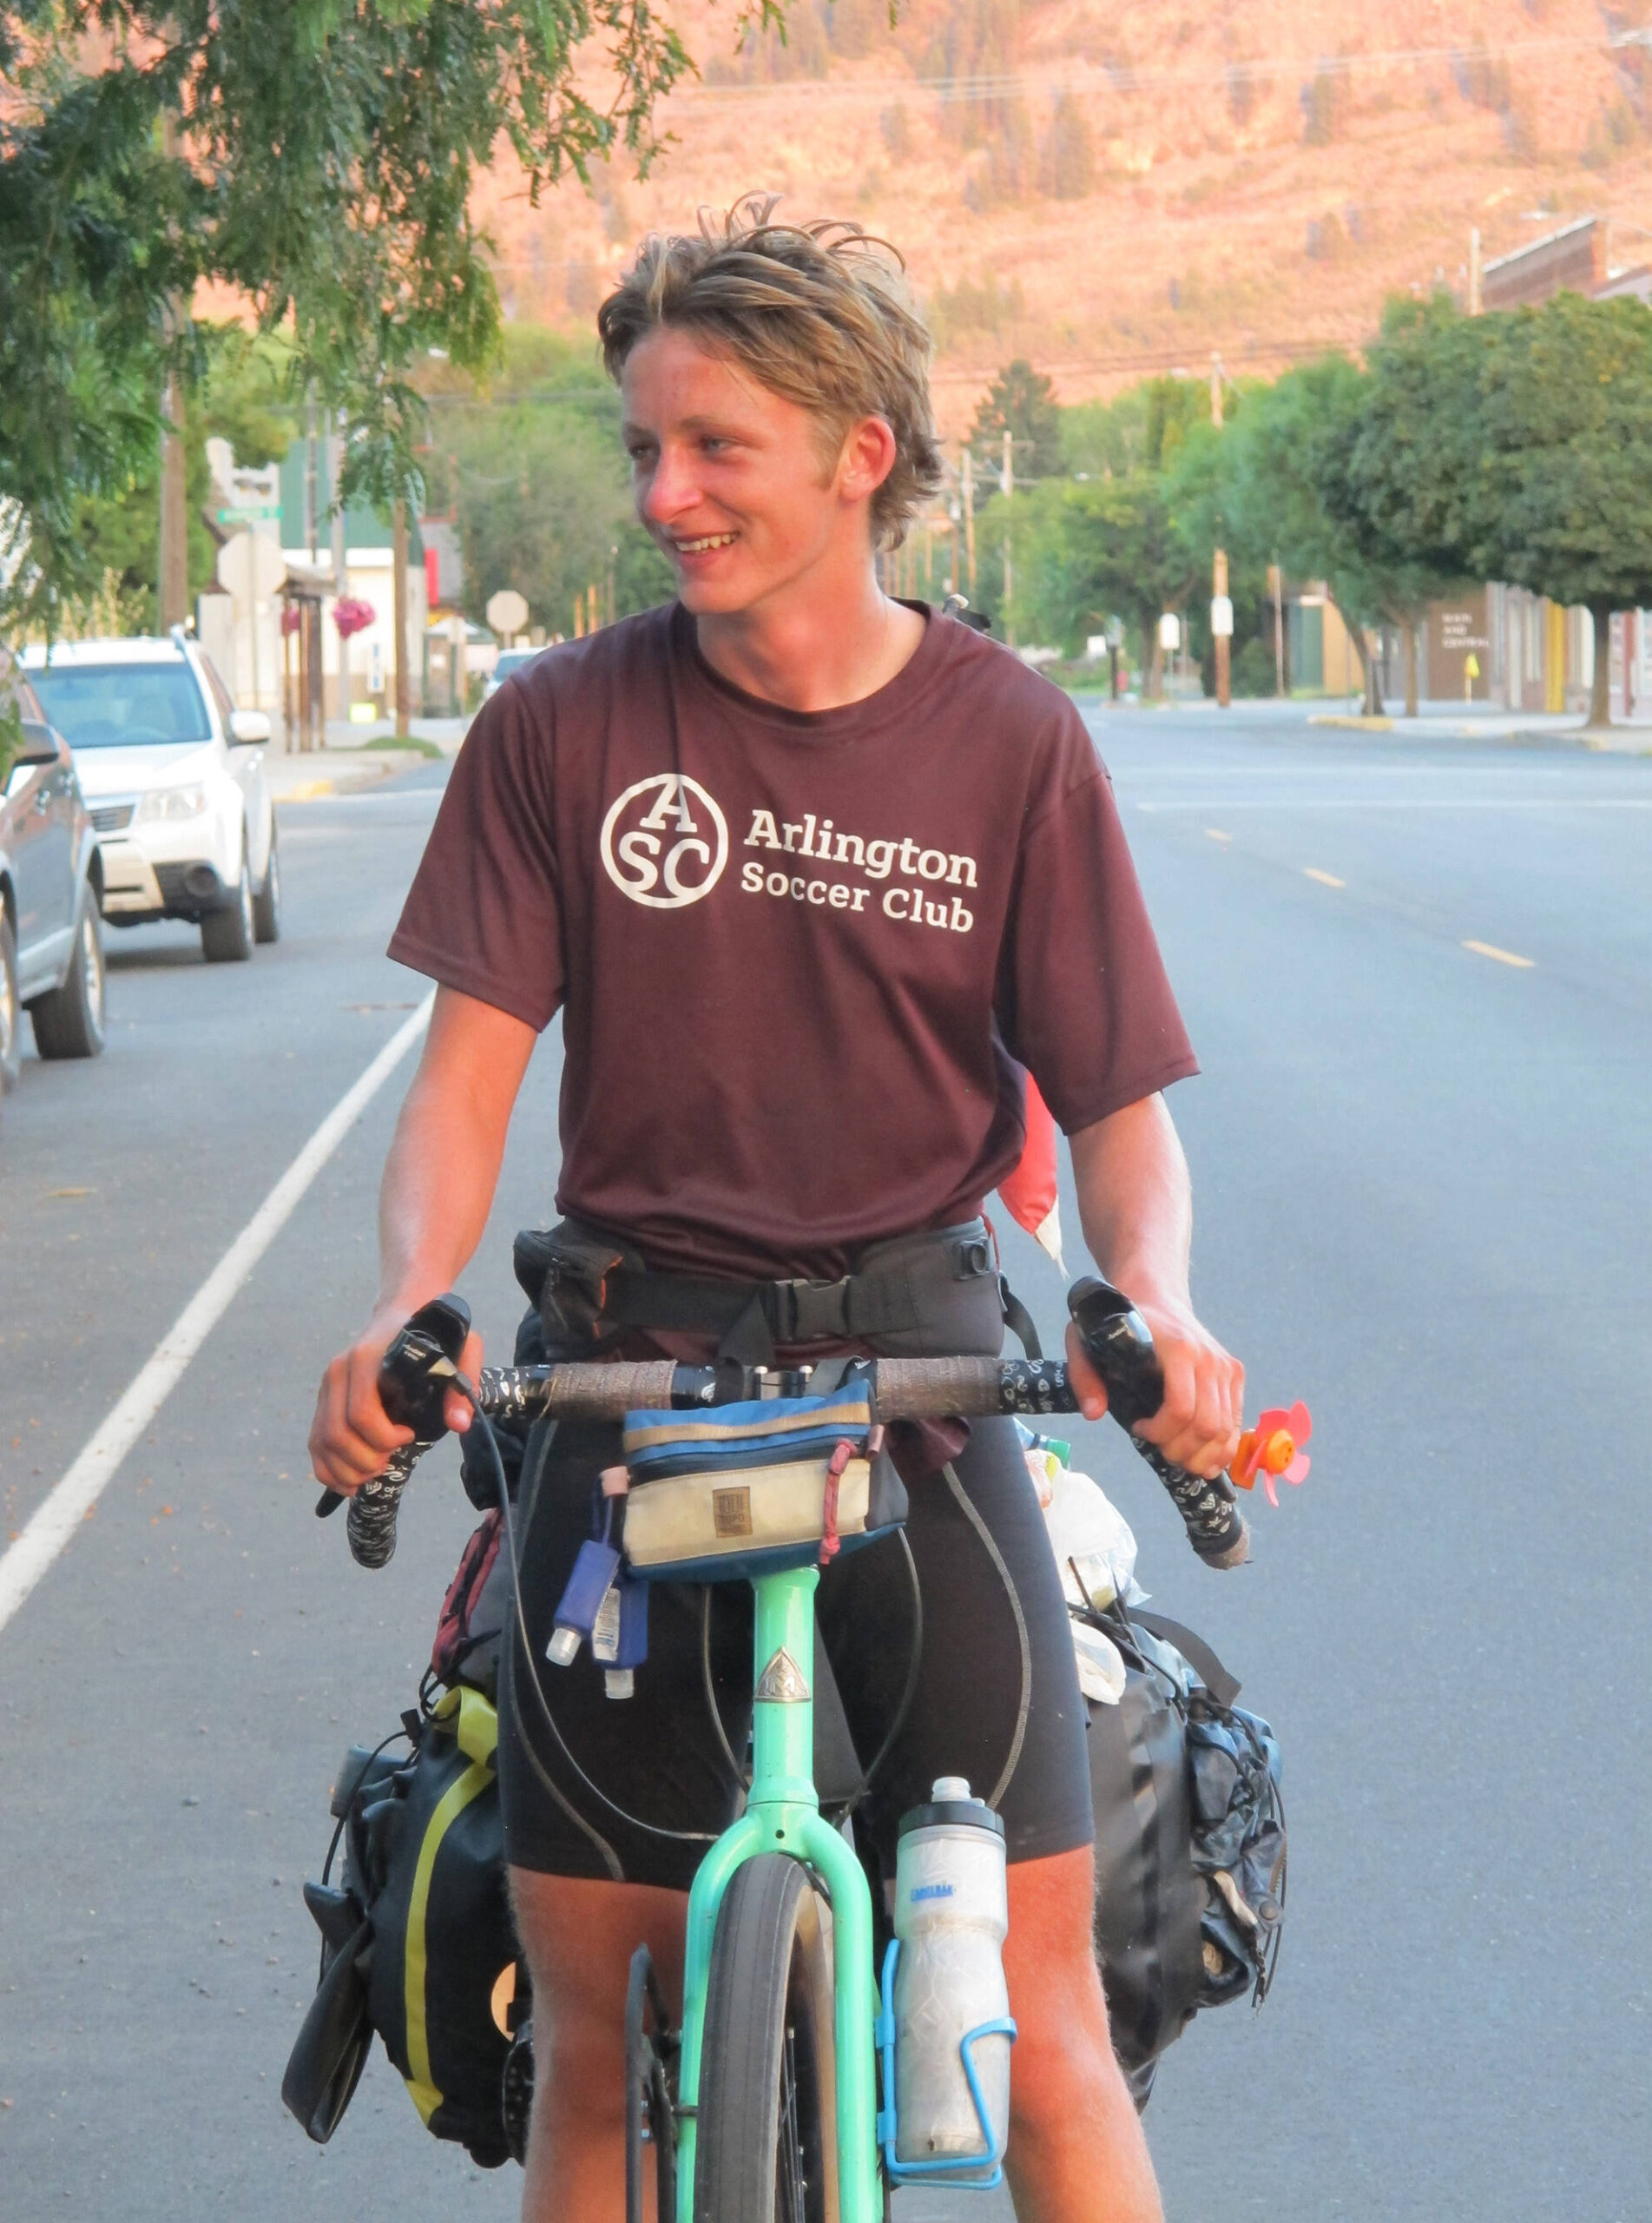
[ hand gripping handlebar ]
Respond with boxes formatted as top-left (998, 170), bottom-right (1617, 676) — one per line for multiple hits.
top-left (313, 1293), bottom-right (473, 1568)
top-left (317, 1279), bottom-right (1250, 1572)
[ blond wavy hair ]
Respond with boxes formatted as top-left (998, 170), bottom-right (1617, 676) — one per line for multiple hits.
top-left (597, 195), bottom-right (943, 548)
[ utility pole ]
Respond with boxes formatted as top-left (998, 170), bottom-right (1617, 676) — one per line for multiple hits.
top-left (1268, 563), bottom-right (1286, 696)
top-left (1001, 429), bottom-right (1013, 643)
top-left (1468, 226), bottom-right (1483, 316)
top-left (156, 111), bottom-right (189, 631)
top-left (329, 411), bottom-right (347, 725)
top-left (1210, 353), bottom-right (1231, 709)
top-left (961, 448), bottom-right (976, 596)
top-left (392, 496), bottom-right (410, 738)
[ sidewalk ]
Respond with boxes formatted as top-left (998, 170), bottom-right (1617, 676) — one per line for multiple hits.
top-left (265, 715), bottom-right (470, 801)
top-left (1307, 705), bottom-right (1652, 753)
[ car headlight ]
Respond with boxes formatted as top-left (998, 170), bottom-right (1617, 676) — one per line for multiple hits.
top-left (136, 782), bottom-right (211, 823)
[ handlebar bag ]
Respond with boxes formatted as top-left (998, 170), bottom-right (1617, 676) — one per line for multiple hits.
top-left (620, 1382), bottom-right (908, 1581)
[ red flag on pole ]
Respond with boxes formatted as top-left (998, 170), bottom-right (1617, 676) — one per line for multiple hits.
top-left (997, 1070), bottom-right (1064, 1271)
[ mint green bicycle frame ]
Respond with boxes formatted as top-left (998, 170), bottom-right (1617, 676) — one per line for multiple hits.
top-left (672, 1560), bottom-right (883, 2223)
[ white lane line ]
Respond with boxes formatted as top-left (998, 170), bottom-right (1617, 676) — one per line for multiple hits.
top-left (1463, 940), bottom-right (1537, 970)
top-left (0, 993), bottom-right (434, 1634)
top-left (1303, 867), bottom-right (1346, 887)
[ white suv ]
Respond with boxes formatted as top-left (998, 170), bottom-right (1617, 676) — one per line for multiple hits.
top-left (24, 633), bottom-right (279, 963)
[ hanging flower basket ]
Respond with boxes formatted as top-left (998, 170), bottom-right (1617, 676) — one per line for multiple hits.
top-left (280, 604), bottom-right (301, 636)
top-left (332, 597), bottom-right (376, 639)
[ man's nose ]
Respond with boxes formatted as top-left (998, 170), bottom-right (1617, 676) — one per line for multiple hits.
top-left (640, 444), bottom-right (701, 526)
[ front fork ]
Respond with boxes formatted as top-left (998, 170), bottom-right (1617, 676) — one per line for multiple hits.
top-left (673, 1564), bottom-right (882, 2223)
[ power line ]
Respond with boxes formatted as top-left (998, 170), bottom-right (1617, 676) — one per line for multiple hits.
top-left (662, 29), bottom-right (1652, 114)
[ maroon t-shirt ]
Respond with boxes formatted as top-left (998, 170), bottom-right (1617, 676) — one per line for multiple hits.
top-left (390, 602), bottom-right (1195, 1279)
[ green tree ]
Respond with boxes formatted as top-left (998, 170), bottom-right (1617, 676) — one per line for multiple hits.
top-left (1009, 472), bottom-right (1200, 691)
top-left (1225, 356), bottom-right (1399, 711)
top-left (970, 359), bottom-right (1062, 478)
top-left (2, 0), bottom-right (695, 630)
top-left (1460, 294), bottom-right (1652, 728)
top-left (1323, 298), bottom-right (1482, 715)
top-left (431, 331), bottom-right (671, 636)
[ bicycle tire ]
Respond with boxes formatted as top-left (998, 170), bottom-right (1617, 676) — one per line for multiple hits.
top-left (694, 1854), bottom-right (839, 2223)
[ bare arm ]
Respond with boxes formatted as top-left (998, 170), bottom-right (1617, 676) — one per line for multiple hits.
top-left (309, 986), bottom-right (537, 1491)
top-left (1062, 1092), bottom-right (1244, 1479)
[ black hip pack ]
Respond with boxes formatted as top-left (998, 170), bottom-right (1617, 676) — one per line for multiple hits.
top-left (511, 1214), bottom-right (1029, 1367)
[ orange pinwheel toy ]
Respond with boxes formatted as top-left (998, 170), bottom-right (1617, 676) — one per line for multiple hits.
top-left (1229, 1402), bottom-right (1313, 1508)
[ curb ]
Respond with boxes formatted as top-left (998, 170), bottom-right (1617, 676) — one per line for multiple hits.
top-left (267, 749), bottom-right (431, 802)
top-left (1308, 713), bottom-right (1394, 731)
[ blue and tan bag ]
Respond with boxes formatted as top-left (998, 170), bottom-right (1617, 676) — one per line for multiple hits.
top-left (620, 1381), bottom-right (908, 1581)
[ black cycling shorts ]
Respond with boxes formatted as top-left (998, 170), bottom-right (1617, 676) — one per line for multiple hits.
top-left (497, 1410), bottom-right (1096, 1890)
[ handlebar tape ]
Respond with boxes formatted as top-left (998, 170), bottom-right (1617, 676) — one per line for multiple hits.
top-left (1067, 1278), bottom-right (1249, 1570)
top-left (332, 1294), bottom-right (473, 1570)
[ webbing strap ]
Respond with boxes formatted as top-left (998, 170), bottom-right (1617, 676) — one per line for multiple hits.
top-left (1129, 1610), bottom-right (1242, 1708)
top-left (603, 1263), bottom-right (924, 1345)
top-left (403, 1751), bottom-right (494, 2126)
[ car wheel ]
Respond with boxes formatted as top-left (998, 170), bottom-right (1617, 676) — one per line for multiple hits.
top-left (252, 827), bottom-right (281, 945)
top-left (0, 909), bottom-right (20, 1096)
top-left (201, 854), bottom-right (255, 963)
top-left (30, 887), bottom-right (106, 1059)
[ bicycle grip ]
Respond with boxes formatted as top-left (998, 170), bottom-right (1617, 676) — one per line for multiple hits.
top-left (329, 1294), bottom-right (472, 1569)
top-left (1067, 1278), bottom-right (1249, 1569)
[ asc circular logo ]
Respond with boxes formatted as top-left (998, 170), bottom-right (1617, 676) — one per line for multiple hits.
top-left (599, 773), bottom-right (729, 910)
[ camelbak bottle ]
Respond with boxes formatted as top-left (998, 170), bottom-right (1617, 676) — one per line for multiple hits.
top-left (892, 1777), bottom-right (1012, 2177)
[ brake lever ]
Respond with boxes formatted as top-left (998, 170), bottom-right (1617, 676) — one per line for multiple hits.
top-left (1067, 1276), bottom-right (1249, 1569)
top-left (312, 1293), bottom-right (474, 1528)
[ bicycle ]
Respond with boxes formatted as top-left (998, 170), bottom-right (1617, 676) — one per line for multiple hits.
top-left (319, 1276), bottom-right (1278, 2222)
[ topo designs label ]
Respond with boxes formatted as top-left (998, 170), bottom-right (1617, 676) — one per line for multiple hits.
top-left (600, 774), bottom-right (729, 908)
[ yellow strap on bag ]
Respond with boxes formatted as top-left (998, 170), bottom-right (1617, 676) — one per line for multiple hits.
top-left (403, 1688), bottom-right (497, 2124)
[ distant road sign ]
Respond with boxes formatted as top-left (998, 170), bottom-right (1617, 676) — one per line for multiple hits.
top-left (217, 531), bottom-right (286, 604)
top-left (486, 589), bottom-right (530, 638)
top-left (1210, 595), bottom-right (1234, 638)
top-left (1158, 611), bottom-right (1181, 651)
top-left (216, 504), bottom-right (281, 524)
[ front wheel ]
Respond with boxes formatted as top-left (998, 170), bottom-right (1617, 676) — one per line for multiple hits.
top-left (201, 853), bottom-right (254, 963)
top-left (0, 909), bottom-right (20, 1097)
top-left (252, 825), bottom-right (280, 944)
top-left (694, 1855), bottom-right (839, 2223)
top-left (31, 889), bottom-right (106, 1059)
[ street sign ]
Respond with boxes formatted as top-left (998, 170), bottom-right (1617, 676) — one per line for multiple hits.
top-left (216, 503), bottom-right (281, 525)
top-left (217, 531), bottom-right (286, 604)
top-left (1210, 595), bottom-right (1234, 638)
top-left (486, 589), bottom-right (529, 639)
top-left (1158, 612), bottom-right (1181, 650)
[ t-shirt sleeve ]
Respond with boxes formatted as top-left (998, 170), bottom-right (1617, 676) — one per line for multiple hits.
top-left (387, 679), bottom-right (564, 1031)
top-left (997, 735), bottom-right (1197, 1133)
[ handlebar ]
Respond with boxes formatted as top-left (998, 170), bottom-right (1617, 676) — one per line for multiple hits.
top-left (317, 1281), bottom-right (1252, 1573)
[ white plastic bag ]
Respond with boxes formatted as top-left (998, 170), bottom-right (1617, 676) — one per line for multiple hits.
top-left (1018, 1425), bottom-right (1146, 1706)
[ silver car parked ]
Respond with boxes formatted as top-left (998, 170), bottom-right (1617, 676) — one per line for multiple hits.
top-left (24, 631), bottom-right (279, 964)
top-left (0, 652), bottom-right (106, 1117)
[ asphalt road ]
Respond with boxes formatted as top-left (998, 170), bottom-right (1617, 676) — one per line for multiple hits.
top-left (2, 707), bottom-right (1647, 2221)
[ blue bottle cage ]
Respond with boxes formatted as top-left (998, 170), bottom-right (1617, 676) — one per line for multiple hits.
top-left (874, 1938), bottom-right (1017, 2191)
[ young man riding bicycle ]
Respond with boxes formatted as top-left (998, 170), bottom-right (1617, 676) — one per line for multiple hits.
top-left (311, 199), bottom-right (1243, 2223)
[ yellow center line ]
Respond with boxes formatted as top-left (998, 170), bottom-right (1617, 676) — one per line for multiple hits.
top-left (1303, 867), bottom-right (1346, 887)
top-left (1204, 828), bottom-right (1232, 843)
top-left (1463, 939), bottom-right (1536, 969)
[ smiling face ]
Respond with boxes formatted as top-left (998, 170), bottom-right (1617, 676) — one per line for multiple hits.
top-left (620, 327), bottom-right (896, 619)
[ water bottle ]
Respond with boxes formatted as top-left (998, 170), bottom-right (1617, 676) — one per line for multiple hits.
top-left (892, 1777), bottom-right (1013, 2179)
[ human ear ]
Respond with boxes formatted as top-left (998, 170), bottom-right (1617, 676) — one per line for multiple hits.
top-left (836, 415), bottom-right (898, 506)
